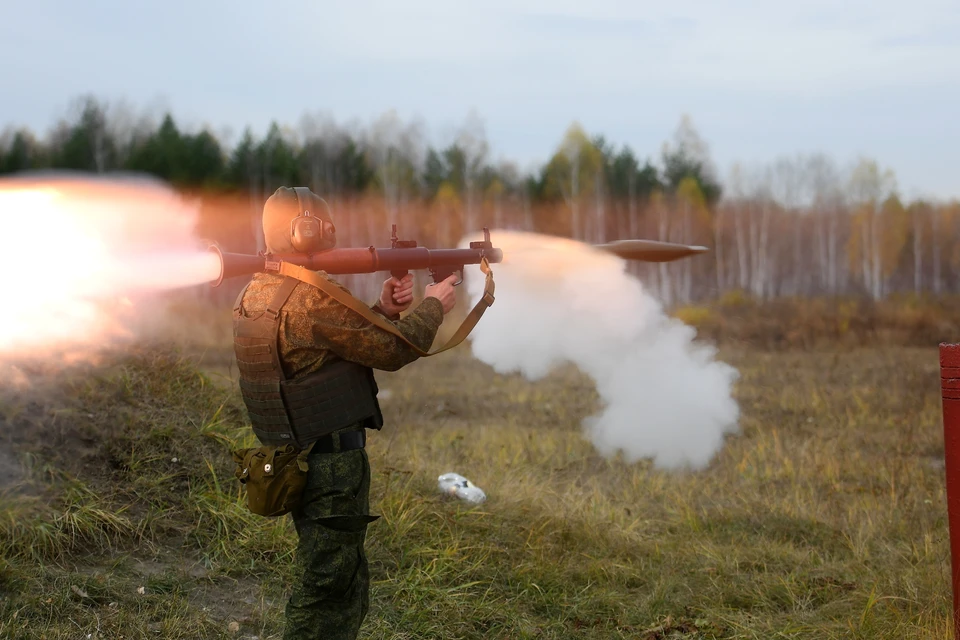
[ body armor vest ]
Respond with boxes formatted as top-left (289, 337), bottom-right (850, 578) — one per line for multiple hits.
top-left (233, 276), bottom-right (384, 448)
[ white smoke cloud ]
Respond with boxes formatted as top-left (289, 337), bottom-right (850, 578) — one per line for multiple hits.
top-left (461, 230), bottom-right (740, 470)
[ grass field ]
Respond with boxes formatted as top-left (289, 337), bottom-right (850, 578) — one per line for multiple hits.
top-left (0, 301), bottom-right (954, 639)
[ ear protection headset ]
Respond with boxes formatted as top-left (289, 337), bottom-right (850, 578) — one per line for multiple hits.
top-left (290, 187), bottom-right (336, 253)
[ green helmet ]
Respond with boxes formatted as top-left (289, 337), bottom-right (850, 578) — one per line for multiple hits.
top-left (261, 186), bottom-right (337, 254)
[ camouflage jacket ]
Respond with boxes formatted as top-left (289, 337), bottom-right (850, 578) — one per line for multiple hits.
top-left (236, 271), bottom-right (445, 378)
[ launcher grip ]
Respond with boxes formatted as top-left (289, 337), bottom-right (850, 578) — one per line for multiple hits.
top-left (430, 265), bottom-right (463, 286)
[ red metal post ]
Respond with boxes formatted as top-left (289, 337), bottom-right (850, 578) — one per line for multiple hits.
top-left (941, 343), bottom-right (960, 637)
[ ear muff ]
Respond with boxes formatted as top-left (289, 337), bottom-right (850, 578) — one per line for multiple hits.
top-left (290, 187), bottom-right (336, 253)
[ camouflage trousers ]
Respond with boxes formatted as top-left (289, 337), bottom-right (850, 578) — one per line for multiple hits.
top-left (283, 426), bottom-right (379, 640)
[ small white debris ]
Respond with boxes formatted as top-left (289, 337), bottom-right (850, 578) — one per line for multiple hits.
top-left (228, 621), bottom-right (240, 633)
top-left (438, 472), bottom-right (486, 504)
top-left (171, 457), bottom-right (179, 463)
top-left (137, 586), bottom-right (146, 595)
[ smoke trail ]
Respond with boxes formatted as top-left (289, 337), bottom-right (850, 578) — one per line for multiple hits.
top-left (0, 172), bottom-right (221, 360)
top-left (461, 230), bottom-right (740, 471)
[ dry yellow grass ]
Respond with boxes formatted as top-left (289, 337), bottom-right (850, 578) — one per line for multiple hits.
top-left (0, 308), bottom-right (954, 638)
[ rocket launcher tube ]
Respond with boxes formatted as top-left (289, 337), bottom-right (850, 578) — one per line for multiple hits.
top-left (207, 228), bottom-right (707, 287)
top-left (209, 244), bottom-right (504, 287)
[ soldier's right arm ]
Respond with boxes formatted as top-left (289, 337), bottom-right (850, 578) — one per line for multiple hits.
top-left (301, 281), bottom-right (446, 372)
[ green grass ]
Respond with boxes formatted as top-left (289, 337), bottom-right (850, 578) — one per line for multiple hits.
top-left (0, 341), bottom-right (953, 639)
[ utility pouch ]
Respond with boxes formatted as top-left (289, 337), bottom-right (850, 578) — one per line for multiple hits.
top-left (232, 443), bottom-right (313, 517)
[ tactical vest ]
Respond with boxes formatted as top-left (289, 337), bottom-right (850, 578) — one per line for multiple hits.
top-left (232, 276), bottom-right (384, 448)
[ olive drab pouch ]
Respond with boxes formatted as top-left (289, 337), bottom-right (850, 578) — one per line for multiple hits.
top-left (232, 443), bottom-right (313, 517)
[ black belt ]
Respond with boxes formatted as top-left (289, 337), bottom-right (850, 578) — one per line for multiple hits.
top-left (310, 429), bottom-right (366, 454)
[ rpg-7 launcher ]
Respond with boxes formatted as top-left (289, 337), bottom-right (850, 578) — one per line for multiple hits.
top-left (206, 226), bottom-right (707, 356)
top-left (207, 226), bottom-right (707, 287)
top-left (209, 225), bottom-right (501, 287)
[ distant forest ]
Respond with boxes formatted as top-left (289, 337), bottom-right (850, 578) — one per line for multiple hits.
top-left (2, 94), bottom-right (958, 304)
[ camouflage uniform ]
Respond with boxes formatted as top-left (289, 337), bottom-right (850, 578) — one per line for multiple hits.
top-left (235, 270), bottom-right (444, 639)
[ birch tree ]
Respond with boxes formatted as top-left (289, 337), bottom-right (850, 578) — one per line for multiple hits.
top-left (541, 123), bottom-right (603, 239)
top-left (298, 112), bottom-right (344, 197)
top-left (748, 168), bottom-right (774, 298)
top-left (806, 154), bottom-right (844, 293)
top-left (933, 204), bottom-right (943, 294)
top-left (661, 114), bottom-right (722, 207)
top-left (453, 110), bottom-right (489, 234)
top-left (51, 96), bottom-right (118, 173)
top-left (675, 176), bottom-right (709, 302)
top-left (366, 110), bottom-right (425, 227)
top-left (770, 155), bottom-right (806, 295)
top-left (726, 163), bottom-right (750, 292)
top-left (907, 200), bottom-right (931, 294)
top-left (848, 158), bottom-right (897, 299)
top-left (650, 189), bottom-right (675, 304)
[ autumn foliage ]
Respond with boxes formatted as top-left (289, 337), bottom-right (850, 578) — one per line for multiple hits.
top-left (2, 97), bottom-right (957, 308)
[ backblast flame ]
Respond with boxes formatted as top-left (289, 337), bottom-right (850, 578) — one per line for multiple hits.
top-left (0, 173), bottom-right (222, 360)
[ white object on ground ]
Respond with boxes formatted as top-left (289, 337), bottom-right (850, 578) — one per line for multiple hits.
top-left (438, 472), bottom-right (486, 504)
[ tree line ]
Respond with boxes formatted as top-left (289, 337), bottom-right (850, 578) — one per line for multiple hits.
top-left (2, 94), bottom-right (957, 305)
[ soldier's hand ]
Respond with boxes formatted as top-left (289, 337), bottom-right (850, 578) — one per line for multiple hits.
top-left (424, 274), bottom-right (458, 315)
top-left (379, 273), bottom-right (414, 316)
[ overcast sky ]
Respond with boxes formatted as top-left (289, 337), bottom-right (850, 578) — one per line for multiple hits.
top-left (2, 0), bottom-right (958, 201)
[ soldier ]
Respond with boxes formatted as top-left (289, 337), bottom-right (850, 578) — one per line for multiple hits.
top-left (231, 186), bottom-right (458, 639)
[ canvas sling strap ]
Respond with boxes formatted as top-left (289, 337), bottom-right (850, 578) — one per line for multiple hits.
top-left (274, 257), bottom-right (496, 357)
